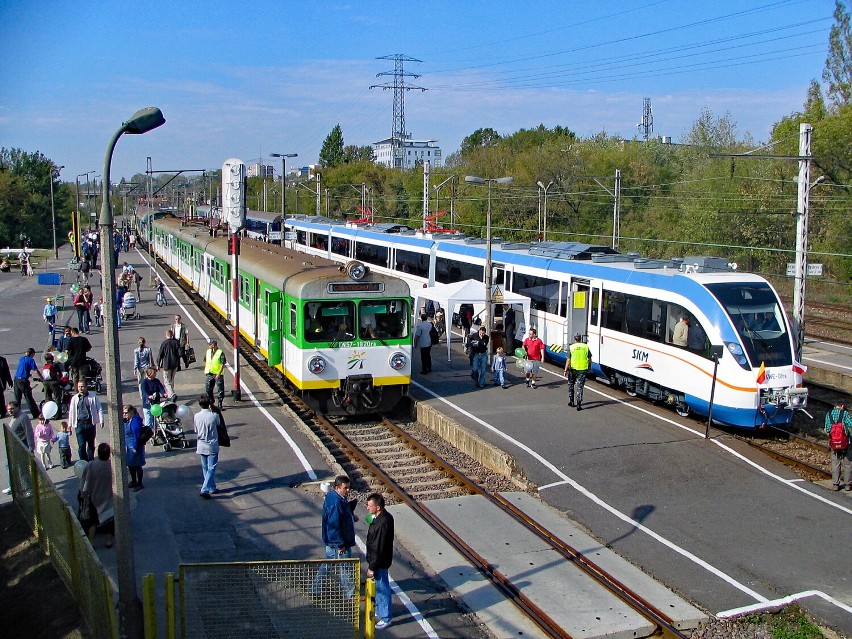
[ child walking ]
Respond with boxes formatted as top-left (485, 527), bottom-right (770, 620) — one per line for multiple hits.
top-left (34, 416), bottom-right (57, 470)
top-left (492, 347), bottom-right (508, 388)
top-left (56, 421), bottom-right (73, 469)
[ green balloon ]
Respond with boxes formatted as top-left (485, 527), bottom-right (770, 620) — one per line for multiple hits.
top-left (150, 403), bottom-right (163, 417)
top-left (365, 513), bottom-right (374, 525)
top-left (514, 347), bottom-right (526, 359)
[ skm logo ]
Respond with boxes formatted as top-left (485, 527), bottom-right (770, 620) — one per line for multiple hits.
top-left (631, 349), bottom-right (649, 363)
top-left (347, 351), bottom-right (366, 370)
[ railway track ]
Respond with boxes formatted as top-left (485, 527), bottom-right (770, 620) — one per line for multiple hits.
top-left (151, 248), bottom-right (691, 639)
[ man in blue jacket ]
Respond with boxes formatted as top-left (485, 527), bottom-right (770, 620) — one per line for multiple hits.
top-left (317, 475), bottom-right (356, 598)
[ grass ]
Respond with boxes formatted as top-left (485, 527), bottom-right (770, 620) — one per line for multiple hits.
top-left (741, 605), bottom-right (826, 639)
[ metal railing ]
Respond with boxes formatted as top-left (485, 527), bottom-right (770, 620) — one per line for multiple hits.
top-left (4, 425), bottom-right (117, 639)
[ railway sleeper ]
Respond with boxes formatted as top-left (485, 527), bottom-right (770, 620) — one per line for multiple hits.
top-left (610, 370), bottom-right (691, 417)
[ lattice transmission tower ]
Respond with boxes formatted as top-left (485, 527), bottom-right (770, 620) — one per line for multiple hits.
top-left (637, 97), bottom-right (654, 141)
top-left (370, 54), bottom-right (426, 168)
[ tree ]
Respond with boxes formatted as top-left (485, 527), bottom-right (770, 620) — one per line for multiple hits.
top-left (823, 1), bottom-right (852, 106)
top-left (459, 128), bottom-right (502, 155)
top-left (319, 124), bottom-right (345, 168)
top-left (342, 145), bottom-right (374, 164)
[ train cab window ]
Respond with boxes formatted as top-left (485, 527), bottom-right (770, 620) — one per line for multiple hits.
top-left (706, 283), bottom-right (792, 367)
top-left (358, 300), bottom-right (409, 340)
top-left (304, 301), bottom-right (355, 343)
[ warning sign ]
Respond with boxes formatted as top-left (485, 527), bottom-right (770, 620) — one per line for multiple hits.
top-left (492, 286), bottom-right (504, 304)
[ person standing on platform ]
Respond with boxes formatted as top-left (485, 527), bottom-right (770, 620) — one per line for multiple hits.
top-left (492, 347), bottom-right (508, 388)
top-left (13, 348), bottom-right (43, 418)
top-left (413, 313), bottom-right (433, 374)
top-left (41, 353), bottom-right (64, 410)
top-left (503, 305), bottom-right (516, 355)
top-left (73, 287), bottom-right (88, 333)
top-left (56, 326), bottom-right (72, 370)
top-left (133, 337), bottom-right (154, 403)
top-left (172, 315), bottom-right (191, 369)
top-left (123, 405), bottom-right (146, 491)
top-left (80, 443), bottom-right (114, 548)
top-left (825, 401), bottom-right (852, 491)
top-left (316, 475), bottom-right (356, 599)
top-left (68, 379), bottom-right (102, 462)
top-left (157, 329), bottom-right (182, 400)
top-left (43, 298), bottom-right (57, 334)
top-left (366, 493), bottom-right (395, 630)
top-left (522, 328), bottom-right (545, 389)
top-left (203, 339), bottom-right (226, 410)
top-left (0, 354), bottom-right (13, 419)
top-left (564, 334), bottom-right (592, 411)
top-left (194, 395), bottom-right (220, 498)
top-left (469, 326), bottom-right (489, 388)
top-left (3, 401), bottom-right (35, 494)
top-left (66, 328), bottom-right (92, 386)
top-left (140, 367), bottom-right (166, 429)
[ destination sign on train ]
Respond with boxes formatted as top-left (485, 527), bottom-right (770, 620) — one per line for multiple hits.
top-left (328, 282), bottom-right (384, 293)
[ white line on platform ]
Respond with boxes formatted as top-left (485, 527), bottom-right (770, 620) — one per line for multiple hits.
top-left (717, 590), bottom-right (852, 618)
top-left (802, 355), bottom-right (852, 372)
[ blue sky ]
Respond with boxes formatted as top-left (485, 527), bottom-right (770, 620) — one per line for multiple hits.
top-left (0, 0), bottom-right (835, 182)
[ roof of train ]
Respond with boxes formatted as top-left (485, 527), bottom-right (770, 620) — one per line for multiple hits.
top-left (245, 209), bottom-right (283, 223)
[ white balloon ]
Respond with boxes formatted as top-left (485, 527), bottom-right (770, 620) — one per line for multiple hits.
top-left (55, 352), bottom-right (68, 364)
top-left (74, 460), bottom-right (89, 482)
top-left (175, 404), bottom-right (193, 419)
top-left (320, 481), bottom-right (331, 494)
top-left (42, 401), bottom-right (59, 419)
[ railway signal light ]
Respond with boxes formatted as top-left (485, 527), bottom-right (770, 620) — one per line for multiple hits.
top-left (222, 158), bottom-right (246, 231)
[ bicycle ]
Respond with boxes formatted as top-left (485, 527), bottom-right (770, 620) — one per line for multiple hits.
top-left (155, 284), bottom-right (167, 307)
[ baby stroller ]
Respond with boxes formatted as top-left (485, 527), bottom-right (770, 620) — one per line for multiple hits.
top-left (84, 356), bottom-right (103, 394)
top-left (152, 400), bottom-right (189, 451)
top-left (120, 292), bottom-right (140, 321)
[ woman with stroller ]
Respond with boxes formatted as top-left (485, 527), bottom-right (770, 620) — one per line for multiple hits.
top-left (123, 405), bottom-right (146, 491)
top-left (140, 367), bottom-right (165, 430)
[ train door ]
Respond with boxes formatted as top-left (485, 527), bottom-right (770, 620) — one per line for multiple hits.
top-left (267, 290), bottom-right (282, 366)
top-left (586, 280), bottom-right (603, 364)
top-left (200, 253), bottom-right (213, 302)
top-left (569, 279), bottom-right (591, 339)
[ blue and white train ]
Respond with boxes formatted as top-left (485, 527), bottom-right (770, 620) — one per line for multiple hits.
top-left (282, 215), bottom-right (808, 429)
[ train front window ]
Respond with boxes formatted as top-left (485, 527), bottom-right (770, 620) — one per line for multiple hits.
top-left (358, 300), bottom-right (409, 340)
top-left (304, 301), bottom-right (355, 343)
top-left (706, 283), bottom-right (792, 367)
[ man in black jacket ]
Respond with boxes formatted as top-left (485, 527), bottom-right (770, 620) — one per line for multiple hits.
top-left (366, 493), bottom-right (395, 629)
top-left (157, 329), bottom-right (182, 400)
top-left (66, 328), bottom-right (92, 385)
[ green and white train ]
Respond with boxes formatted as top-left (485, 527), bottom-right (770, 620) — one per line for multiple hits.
top-left (151, 217), bottom-right (412, 414)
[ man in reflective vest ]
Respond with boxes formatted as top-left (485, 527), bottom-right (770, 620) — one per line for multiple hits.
top-left (564, 334), bottom-right (592, 411)
top-left (204, 338), bottom-right (226, 410)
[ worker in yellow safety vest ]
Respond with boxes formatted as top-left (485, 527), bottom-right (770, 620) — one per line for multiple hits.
top-left (204, 338), bottom-right (226, 409)
top-left (563, 334), bottom-right (592, 411)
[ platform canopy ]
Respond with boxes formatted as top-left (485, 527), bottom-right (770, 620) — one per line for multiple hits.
top-left (414, 279), bottom-right (531, 361)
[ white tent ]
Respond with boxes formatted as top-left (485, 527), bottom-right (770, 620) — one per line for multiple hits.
top-left (414, 279), bottom-right (531, 361)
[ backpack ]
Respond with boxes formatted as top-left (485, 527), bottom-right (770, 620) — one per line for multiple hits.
top-left (138, 425), bottom-right (154, 447)
top-left (829, 411), bottom-right (849, 451)
top-left (429, 323), bottom-right (440, 346)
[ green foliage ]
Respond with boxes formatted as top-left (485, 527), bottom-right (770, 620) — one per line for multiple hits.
top-left (823, 0), bottom-right (852, 105)
top-left (0, 148), bottom-right (71, 249)
top-left (319, 124), bottom-right (345, 168)
top-left (459, 128), bottom-right (502, 156)
top-left (342, 145), bottom-right (374, 164)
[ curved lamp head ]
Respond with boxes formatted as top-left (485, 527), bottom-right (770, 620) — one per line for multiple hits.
top-left (123, 107), bottom-right (166, 135)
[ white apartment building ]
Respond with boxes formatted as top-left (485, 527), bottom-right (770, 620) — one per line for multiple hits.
top-left (372, 137), bottom-right (442, 170)
top-left (247, 163), bottom-right (274, 178)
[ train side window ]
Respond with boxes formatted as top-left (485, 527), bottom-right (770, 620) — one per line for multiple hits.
top-left (603, 291), bottom-right (625, 331)
top-left (289, 302), bottom-right (297, 337)
top-left (590, 289), bottom-right (600, 326)
top-left (331, 238), bottom-right (350, 257)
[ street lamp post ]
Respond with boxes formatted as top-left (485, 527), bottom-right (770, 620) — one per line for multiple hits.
top-left (464, 175), bottom-right (514, 359)
top-left (536, 181), bottom-right (554, 241)
top-left (49, 164), bottom-right (64, 259)
top-left (76, 171), bottom-right (94, 260)
top-left (270, 153), bottom-right (297, 216)
top-left (99, 106), bottom-right (165, 639)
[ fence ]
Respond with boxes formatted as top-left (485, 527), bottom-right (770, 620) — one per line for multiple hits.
top-left (4, 425), bottom-right (117, 639)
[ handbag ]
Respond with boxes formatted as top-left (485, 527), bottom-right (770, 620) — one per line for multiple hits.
top-left (216, 419), bottom-right (230, 447)
top-left (77, 490), bottom-right (95, 523)
top-left (186, 347), bottom-right (196, 364)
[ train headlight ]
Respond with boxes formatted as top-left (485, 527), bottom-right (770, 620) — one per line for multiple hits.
top-left (724, 342), bottom-right (750, 370)
top-left (308, 356), bottom-right (326, 374)
top-left (389, 351), bottom-right (407, 370)
top-left (345, 260), bottom-right (368, 281)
